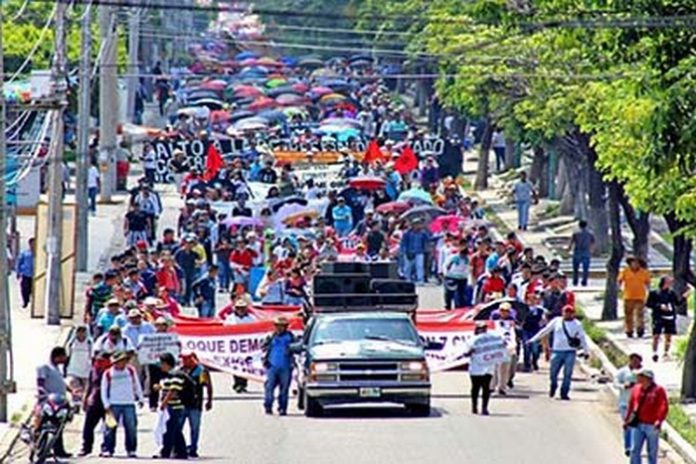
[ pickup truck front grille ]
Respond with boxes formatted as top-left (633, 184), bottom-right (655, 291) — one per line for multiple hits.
top-left (337, 362), bottom-right (399, 382)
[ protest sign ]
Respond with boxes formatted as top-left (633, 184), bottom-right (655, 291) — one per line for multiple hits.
top-left (137, 333), bottom-right (182, 365)
top-left (172, 312), bottom-right (505, 381)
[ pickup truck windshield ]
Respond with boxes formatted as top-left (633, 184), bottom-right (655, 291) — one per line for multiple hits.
top-left (311, 318), bottom-right (419, 345)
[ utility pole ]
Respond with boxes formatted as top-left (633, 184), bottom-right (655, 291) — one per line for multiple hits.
top-left (75, 5), bottom-right (92, 272)
top-left (45, 0), bottom-right (68, 326)
top-left (0, 4), bottom-right (16, 423)
top-left (126, 7), bottom-right (140, 123)
top-left (99, 5), bottom-right (118, 202)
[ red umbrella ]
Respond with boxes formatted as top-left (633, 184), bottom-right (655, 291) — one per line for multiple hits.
top-left (376, 201), bottom-right (411, 215)
top-left (430, 215), bottom-right (466, 234)
top-left (247, 96), bottom-right (277, 111)
top-left (210, 110), bottom-right (231, 123)
top-left (234, 85), bottom-right (264, 98)
top-left (348, 176), bottom-right (386, 191)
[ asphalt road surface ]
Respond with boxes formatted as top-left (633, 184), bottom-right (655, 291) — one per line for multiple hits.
top-left (67, 286), bottom-right (638, 464)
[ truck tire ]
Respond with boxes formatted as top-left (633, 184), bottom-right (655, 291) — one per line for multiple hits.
top-left (297, 387), bottom-right (305, 410)
top-left (406, 402), bottom-right (431, 417)
top-left (305, 394), bottom-right (323, 418)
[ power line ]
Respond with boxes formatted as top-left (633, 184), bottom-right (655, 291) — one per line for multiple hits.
top-left (6, 3), bottom-right (57, 84)
top-left (135, 30), bottom-right (533, 64)
top-left (28, 0), bottom-right (696, 30)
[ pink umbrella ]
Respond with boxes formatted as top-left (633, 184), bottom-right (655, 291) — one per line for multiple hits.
top-left (200, 80), bottom-right (227, 91)
top-left (430, 215), bottom-right (466, 234)
top-left (276, 93), bottom-right (309, 106)
top-left (376, 201), bottom-right (410, 215)
top-left (292, 82), bottom-right (309, 93)
top-left (309, 86), bottom-right (333, 97)
top-left (222, 217), bottom-right (263, 228)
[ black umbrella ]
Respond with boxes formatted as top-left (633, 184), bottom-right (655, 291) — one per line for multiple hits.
top-left (269, 196), bottom-right (309, 212)
top-left (229, 109), bottom-right (255, 122)
top-left (473, 298), bottom-right (529, 324)
top-left (267, 85), bottom-right (302, 98)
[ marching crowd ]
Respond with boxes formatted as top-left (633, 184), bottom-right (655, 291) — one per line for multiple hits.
top-left (14, 20), bottom-right (689, 464)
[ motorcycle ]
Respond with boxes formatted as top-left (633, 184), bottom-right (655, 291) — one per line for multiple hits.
top-left (20, 394), bottom-right (74, 464)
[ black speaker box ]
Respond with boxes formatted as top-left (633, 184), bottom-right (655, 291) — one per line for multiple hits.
top-left (370, 279), bottom-right (416, 295)
top-left (369, 262), bottom-right (399, 279)
top-left (313, 274), bottom-right (371, 295)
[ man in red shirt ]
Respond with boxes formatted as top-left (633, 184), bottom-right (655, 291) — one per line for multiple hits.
top-left (230, 240), bottom-right (258, 291)
top-left (481, 267), bottom-right (506, 300)
top-left (624, 368), bottom-right (668, 464)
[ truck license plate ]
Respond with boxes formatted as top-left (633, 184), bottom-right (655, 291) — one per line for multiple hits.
top-left (359, 387), bottom-right (381, 398)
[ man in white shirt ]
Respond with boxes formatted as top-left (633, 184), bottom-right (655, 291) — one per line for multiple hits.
top-left (141, 143), bottom-right (158, 184)
top-left (464, 322), bottom-right (506, 415)
top-left (528, 304), bottom-right (589, 400)
top-left (100, 351), bottom-right (144, 458)
top-left (615, 353), bottom-right (643, 456)
top-left (87, 163), bottom-right (100, 214)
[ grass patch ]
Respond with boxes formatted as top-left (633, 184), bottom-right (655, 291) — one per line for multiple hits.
top-left (667, 399), bottom-right (696, 448)
top-left (484, 207), bottom-right (513, 235)
top-left (576, 305), bottom-right (630, 367)
top-left (10, 412), bottom-right (22, 425)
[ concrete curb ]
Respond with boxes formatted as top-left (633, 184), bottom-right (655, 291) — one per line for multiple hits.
top-left (581, 335), bottom-right (696, 464)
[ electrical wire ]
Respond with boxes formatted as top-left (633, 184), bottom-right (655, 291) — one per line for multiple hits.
top-left (8, 0), bottom-right (32, 21)
top-left (27, 0), bottom-right (696, 30)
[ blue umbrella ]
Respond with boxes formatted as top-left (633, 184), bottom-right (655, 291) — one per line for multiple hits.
top-left (257, 109), bottom-right (288, 123)
top-left (398, 188), bottom-right (434, 205)
top-left (280, 56), bottom-right (299, 67)
top-left (235, 51), bottom-right (258, 61)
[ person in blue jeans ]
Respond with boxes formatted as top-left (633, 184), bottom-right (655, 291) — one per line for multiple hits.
top-left (615, 353), bottom-right (643, 456)
top-left (399, 219), bottom-right (431, 284)
top-left (100, 351), bottom-right (144, 458)
top-left (262, 316), bottom-right (296, 415)
top-left (521, 295), bottom-right (545, 371)
top-left (511, 171), bottom-right (536, 230)
top-left (181, 352), bottom-right (213, 458)
top-left (567, 219), bottom-right (595, 286)
top-left (192, 265), bottom-right (218, 318)
top-left (625, 368), bottom-right (669, 464)
top-left (528, 305), bottom-right (588, 399)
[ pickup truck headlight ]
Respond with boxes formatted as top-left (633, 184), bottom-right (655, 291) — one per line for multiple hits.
top-left (400, 361), bottom-right (429, 381)
top-left (309, 362), bottom-right (338, 382)
top-left (400, 361), bottom-right (428, 372)
top-left (310, 362), bottom-right (338, 373)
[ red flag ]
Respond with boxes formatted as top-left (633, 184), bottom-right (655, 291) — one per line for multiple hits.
top-left (203, 143), bottom-right (224, 181)
top-left (363, 139), bottom-right (383, 164)
top-left (394, 146), bottom-right (418, 174)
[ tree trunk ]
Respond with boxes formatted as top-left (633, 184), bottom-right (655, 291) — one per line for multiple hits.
top-left (602, 181), bottom-right (624, 321)
top-left (557, 157), bottom-right (574, 215)
top-left (662, 214), bottom-right (696, 399)
top-left (529, 145), bottom-right (549, 197)
top-left (475, 116), bottom-right (493, 190)
top-left (504, 136), bottom-right (516, 170)
top-left (665, 213), bottom-right (696, 315)
top-left (586, 145), bottom-right (609, 255)
top-left (617, 186), bottom-right (650, 260)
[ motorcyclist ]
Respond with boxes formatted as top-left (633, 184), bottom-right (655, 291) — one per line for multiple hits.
top-left (35, 346), bottom-right (73, 458)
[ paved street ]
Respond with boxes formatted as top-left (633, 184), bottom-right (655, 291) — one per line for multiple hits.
top-left (67, 287), bottom-right (635, 464)
top-left (70, 369), bottom-right (625, 464)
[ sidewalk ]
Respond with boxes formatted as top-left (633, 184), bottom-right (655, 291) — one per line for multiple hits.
top-left (0, 189), bottom-right (131, 448)
top-left (464, 153), bottom-right (696, 461)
